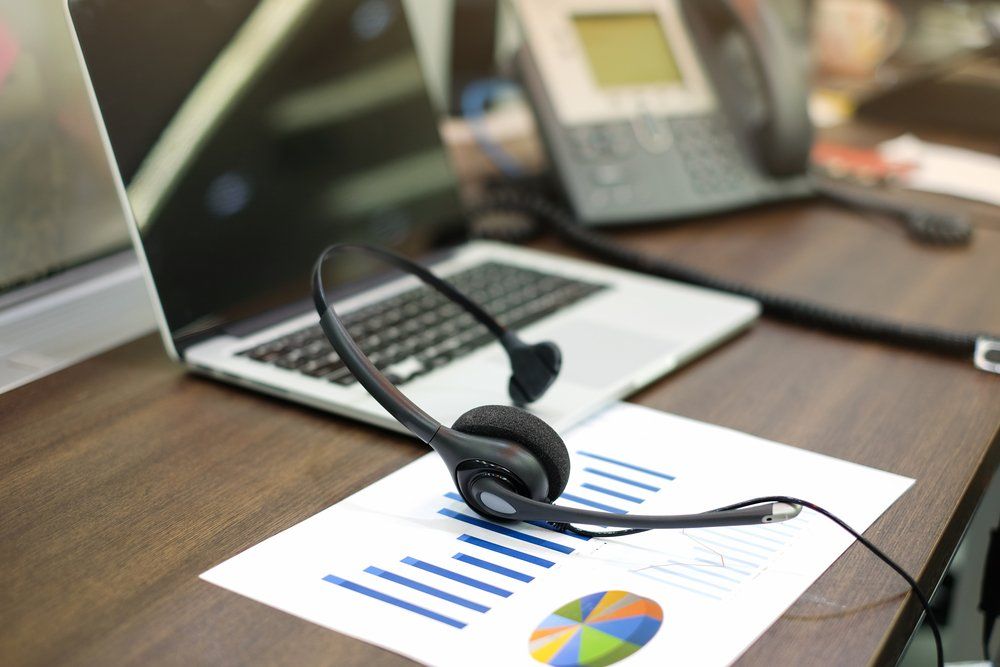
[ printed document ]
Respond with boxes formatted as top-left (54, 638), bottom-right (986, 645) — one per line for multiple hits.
top-left (202, 402), bottom-right (913, 666)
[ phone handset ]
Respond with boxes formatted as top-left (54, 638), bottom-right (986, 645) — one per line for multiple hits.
top-left (682, 0), bottom-right (813, 177)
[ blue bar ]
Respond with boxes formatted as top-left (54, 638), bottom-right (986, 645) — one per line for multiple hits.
top-left (458, 534), bottom-right (555, 567)
top-left (323, 575), bottom-right (466, 628)
top-left (584, 468), bottom-right (660, 492)
top-left (704, 529), bottom-right (778, 553)
top-left (760, 523), bottom-right (798, 537)
top-left (649, 567), bottom-right (732, 592)
top-left (364, 567), bottom-right (489, 613)
top-left (636, 571), bottom-right (722, 601)
top-left (696, 557), bottom-right (750, 576)
top-left (694, 546), bottom-right (761, 570)
top-left (402, 557), bottom-right (512, 597)
top-left (577, 451), bottom-right (675, 480)
top-left (676, 563), bottom-right (742, 584)
top-left (453, 553), bottom-right (534, 582)
top-left (527, 521), bottom-right (591, 541)
top-left (438, 509), bottom-right (574, 554)
top-left (444, 492), bottom-right (589, 541)
top-left (560, 493), bottom-right (628, 515)
top-left (731, 527), bottom-right (786, 546)
top-left (581, 483), bottom-right (644, 504)
top-left (691, 536), bottom-right (768, 561)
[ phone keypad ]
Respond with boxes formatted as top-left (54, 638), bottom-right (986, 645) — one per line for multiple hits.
top-left (569, 124), bottom-right (634, 161)
top-left (673, 115), bottom-right (752, 195)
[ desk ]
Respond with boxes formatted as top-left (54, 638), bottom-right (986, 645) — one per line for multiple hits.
top-left (3, 143), bottom-right (999, 666)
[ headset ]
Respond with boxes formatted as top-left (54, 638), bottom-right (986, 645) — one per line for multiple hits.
top-left (312, 242), bottom-right (946, 665)
top-left (312, 243), bottom-right (801, 529)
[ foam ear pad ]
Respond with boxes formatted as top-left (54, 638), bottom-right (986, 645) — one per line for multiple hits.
top-left (452, 405), bottom-right (571, 501)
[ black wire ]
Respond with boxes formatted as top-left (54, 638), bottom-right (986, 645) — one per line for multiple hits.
top-left (550, 495), bottom-right (944, 667)
top-left (471, 190), bottom-right (990, 359)
top-left (814, 179), bottom-right (973, 246)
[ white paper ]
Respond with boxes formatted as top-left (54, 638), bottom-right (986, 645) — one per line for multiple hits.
top-left (880, 134), bottom-right (1000, 207)
top-left (202, 403), bottom-right (913, 666)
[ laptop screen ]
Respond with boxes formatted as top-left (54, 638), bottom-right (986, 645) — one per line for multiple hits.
top-left (68, 0), bottom-right (466, 348)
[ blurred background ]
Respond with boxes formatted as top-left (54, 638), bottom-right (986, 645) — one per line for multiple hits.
top-left (2, 0), bottom-right (997, 298)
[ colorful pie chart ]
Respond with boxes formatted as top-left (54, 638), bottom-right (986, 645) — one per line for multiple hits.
top-left (529, 591), bottom-right (663, 667)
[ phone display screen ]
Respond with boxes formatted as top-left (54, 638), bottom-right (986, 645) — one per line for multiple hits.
top-left (573, 13), bottom-right (682, 88)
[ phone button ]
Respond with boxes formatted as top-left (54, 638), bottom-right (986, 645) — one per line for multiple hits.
top-left (632, 113), bottom-right (672, 154)
top-left (590, 164), bottom-right (626, 186)
top-left (570, 127), bottom-right (605, 161)
top-left (605, 124), bottom-right (634, 157)
top-left (611, 185), bottom-right (634, 205)
top-left (587, 188), bottom-right (611, 210)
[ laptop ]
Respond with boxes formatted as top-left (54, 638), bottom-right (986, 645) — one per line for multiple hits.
top-left (64, 0), bottom-right (759, 433)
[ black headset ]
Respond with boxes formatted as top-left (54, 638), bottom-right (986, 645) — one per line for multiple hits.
top-left (312, 243), bottom-right (800, 530)
top-left (312, 243), bottom-right (948, 665)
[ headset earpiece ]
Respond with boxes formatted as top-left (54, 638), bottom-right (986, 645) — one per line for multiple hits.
top-left (452, 405), bottom-right (570, 501)
top-left (504, 338), bottom-right (562, 405)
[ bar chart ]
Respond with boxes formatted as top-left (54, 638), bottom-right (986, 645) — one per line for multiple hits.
top-left (320, 447), bottom-right (685, 631)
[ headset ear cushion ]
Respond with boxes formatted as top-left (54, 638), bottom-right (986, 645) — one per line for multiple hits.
top-left (452, 405), bottom-right (570, 501)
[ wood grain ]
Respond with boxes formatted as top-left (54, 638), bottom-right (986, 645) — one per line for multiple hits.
top-left (2, 156), bottom-right (999, 667)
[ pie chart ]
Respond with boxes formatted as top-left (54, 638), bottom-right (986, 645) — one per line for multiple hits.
top-left (529, 591), bottom-right (663, 667)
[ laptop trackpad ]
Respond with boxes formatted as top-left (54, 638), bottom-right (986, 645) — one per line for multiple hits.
top-left (523, 320), bottom-right (676, 389)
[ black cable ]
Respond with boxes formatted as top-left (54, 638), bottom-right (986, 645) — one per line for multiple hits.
top-left (814, 179), bottom-right (973, 246)
top-left (471, 190), bottom-right (994, 360)
top-left (550, 495), bottom-right (944, 667)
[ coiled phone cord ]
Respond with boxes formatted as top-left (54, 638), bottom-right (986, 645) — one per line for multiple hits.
top-left (471, 189), bottom-right (998, 365)
top-left (552, 495), bottom-right (944, 667)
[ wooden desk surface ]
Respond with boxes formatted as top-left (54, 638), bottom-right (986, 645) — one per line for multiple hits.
top-left (3, 181), bottom-right (999, 666)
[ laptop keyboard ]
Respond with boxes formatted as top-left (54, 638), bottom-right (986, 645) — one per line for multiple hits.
top-left (238, 261), bottom-right (608, 387)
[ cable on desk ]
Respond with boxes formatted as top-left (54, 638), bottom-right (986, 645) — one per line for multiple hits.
top-left (470, 189), bottom-right (999, 371)
top-left (814, 179), bottom-right (973, 246)
top-left (551, 495), bottom-right (944, 667)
